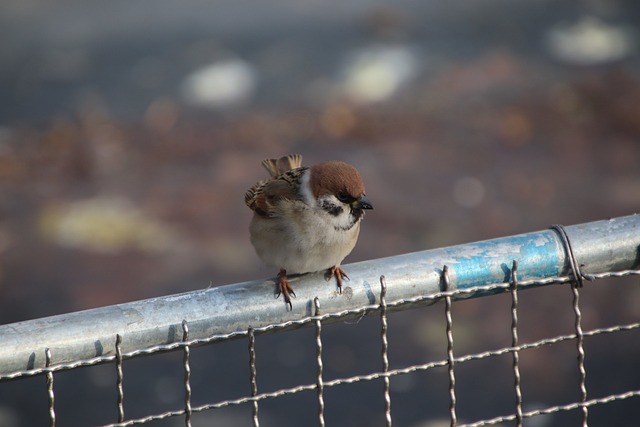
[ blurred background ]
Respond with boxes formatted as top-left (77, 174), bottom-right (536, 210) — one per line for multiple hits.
top-left (1, 0), bottom-right (639, 426)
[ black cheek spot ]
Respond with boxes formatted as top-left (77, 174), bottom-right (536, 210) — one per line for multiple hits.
top-left (321, 200), bottom-right (343, 216)
top-left (329, 205), bottom-right (343, 216)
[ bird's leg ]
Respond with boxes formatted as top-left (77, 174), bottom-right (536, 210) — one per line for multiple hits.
top-left (327, 265), bottom-right (350, 294)
top-left (276, 269), bottom-right (295, 310)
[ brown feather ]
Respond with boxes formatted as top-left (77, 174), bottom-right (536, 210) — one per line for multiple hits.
top-left (261, 154), bottom-right (302, 178)
top-left (245, 154), bottom-right (306, 217)
top-left (309, 161), bottom-right (366, 199)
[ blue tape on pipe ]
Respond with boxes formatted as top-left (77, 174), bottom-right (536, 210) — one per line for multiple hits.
top-left (446, 231), bottom-right (564, 289)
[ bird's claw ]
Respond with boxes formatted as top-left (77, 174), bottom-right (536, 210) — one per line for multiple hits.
top-left (276, 269), bottom-right (296, 310)
top-left (327, 266), bottom-right (350, 294)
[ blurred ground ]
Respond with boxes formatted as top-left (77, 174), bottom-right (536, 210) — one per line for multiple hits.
top-left (0, 1), bottom-right (639, 426)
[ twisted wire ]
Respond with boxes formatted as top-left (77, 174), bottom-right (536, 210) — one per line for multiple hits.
top-left (442, 266), bottom-right (457, 426)
top-left (552, 224), bottom-right (588, 425)
top-left (313, 298), bottom-right (325, 427)
top-left (572, 283), bottom-right (589, 426)
top-left (380, 276), bottom-right (392, 427)
top-left (45, 348), bottom-right (55, 427)
top-left (551, 224), bottom-right (584, 288)
top-left (458, 389), bottom-right (640, 427)
top-left (182, 320), bottom-right (192, 427)
top-left (115, 334), bottom-right (125, 423)
top-left (248, 328), bottom-right (259, 427)
top-left (99, 320), bottom-right (640, 427)
top-left (509, 261), bottom-right (523, 427)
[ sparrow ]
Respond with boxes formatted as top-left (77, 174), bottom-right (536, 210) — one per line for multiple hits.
top-left (245, 154), bottom-right (373, 309)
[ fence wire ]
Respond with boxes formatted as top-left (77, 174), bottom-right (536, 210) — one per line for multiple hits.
top-left (2, 268), bottom-right (639, 426)
top-left (1, 220), bottom-right (640, 426)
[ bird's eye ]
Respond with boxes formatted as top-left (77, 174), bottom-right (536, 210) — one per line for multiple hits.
top-left (336, 192), bottom-right (351, 203)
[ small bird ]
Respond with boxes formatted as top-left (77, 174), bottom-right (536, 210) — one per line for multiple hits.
top-left (245, 154), bottom-right (373, 309)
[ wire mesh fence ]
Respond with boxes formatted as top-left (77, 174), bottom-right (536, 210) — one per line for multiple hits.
top-left (1, 215), bottom-right (639, 426)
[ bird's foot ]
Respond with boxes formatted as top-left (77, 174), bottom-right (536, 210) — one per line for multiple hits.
top-left (275, 269), bottom-right (296, 310)
top-left (327, 266), bottom-right (350, 294)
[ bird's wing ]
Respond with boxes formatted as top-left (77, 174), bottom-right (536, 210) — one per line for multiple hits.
top-left (245, 167), bottom-right (308, 218)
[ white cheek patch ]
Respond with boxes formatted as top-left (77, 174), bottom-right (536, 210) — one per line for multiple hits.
top-left (299, 170), bottom-right (315, 206)
top-left (317, 195), bottom-right (358, 231)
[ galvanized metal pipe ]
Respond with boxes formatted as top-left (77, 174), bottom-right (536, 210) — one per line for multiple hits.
top-left (1, 214), bottom-right (638, 376)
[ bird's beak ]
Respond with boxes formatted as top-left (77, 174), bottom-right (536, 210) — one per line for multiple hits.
top-left (354, 196), bottom-right (373, 210)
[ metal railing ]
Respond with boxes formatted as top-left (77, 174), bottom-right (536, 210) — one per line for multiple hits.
top-left (1, 214), bottom-right (639, 426)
